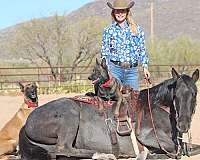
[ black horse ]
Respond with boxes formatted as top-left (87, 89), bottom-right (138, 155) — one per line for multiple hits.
top-left (19, 68), bottom-right (199, 160)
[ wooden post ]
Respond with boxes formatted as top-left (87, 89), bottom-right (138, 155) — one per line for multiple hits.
top-left (150, 1), bottom-right (154, 44)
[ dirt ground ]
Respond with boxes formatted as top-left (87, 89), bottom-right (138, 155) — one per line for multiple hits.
top-left (0, 89), bottom-right (200, 160)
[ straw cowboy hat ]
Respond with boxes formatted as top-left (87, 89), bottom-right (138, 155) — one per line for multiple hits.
top-left (107, 0), bottom-right (135, 10)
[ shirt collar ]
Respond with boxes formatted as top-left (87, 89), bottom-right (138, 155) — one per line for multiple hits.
top-left (112, 20), bottom-right (129, 29)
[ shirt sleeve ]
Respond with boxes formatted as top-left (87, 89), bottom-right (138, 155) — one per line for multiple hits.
top-left (138, 27), bottom-right (149, 69)
top-left (101, 28), bottom-right (110, 64)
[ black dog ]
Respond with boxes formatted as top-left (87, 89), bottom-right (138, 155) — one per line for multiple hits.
top-left (88, 58), bottom-right (125, 118)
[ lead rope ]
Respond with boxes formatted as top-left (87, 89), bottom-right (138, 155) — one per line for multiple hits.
top-left (145, 79), bottom-right (181, 159)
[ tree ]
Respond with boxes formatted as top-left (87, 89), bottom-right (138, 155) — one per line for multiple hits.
top-left (10, 14), bottom-right (70, 81)
top-left (67, 17), bottom-right (108, 79)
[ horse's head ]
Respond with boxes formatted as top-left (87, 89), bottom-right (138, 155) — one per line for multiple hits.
top-left (172, 68), bottom-right (199, 133)
top-left (19, 82), bottom-right (38, 103)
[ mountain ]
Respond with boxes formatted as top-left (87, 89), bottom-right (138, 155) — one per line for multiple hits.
top-left (68, 0), bottom-right (200, 39)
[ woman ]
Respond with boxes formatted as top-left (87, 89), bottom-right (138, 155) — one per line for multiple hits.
top-left (101, 0), bottom-right (150, 90)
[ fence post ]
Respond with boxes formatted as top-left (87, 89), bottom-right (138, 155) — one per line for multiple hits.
top-left (0, 82), bottom-right (2, 90)
top-left (58, 66), bottom-right (61, 87)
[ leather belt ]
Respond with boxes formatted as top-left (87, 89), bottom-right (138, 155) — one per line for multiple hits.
top-left (110, 60), bottom-right (138, 69)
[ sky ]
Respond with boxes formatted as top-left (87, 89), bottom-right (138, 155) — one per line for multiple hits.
top-left (0, 0), bottom-right (93, 30)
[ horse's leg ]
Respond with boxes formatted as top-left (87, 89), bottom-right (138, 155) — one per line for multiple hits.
top-left (55, 114), bottom-right (96, 158)
top-left (56, 113), bottom-right (79, 154)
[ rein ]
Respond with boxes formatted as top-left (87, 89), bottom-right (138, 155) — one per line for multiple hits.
top-left (145, 80), bottom-right (181, 159)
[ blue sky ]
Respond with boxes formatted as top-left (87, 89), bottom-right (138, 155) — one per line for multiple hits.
top-left (0, 0), bottom-right (93, 30)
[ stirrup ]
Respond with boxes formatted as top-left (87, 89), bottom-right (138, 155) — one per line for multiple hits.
top-left (116, 119), bottom-right (132, 136)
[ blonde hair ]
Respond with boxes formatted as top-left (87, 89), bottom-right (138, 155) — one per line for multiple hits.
top-left (111, 10), bottom-right (138, 35)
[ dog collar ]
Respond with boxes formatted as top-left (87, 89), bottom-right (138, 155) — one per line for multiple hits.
top-left (101, 78), bottom-right (113, 88)
top-left (24, 99), bottom-right (38, 108)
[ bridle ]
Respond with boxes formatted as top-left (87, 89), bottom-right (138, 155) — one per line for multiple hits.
top-left (171, 77), bottom-right (193, 155)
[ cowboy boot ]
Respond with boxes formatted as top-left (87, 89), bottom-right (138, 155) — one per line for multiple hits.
top-left (116, 97), bottom-right (132, 136)
top-left (130, 90), bottom-right (140, 124)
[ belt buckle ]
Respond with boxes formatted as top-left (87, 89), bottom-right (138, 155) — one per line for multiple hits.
top-left (121, 62), bottom-right (131, 69)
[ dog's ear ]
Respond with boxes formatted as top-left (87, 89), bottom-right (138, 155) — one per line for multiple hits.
top-left (96, 58), bottom-right (100, 66)
top-left (101, 58), bottom-right (107, 69)
top-left (18, 82), bottom-right (24, 93)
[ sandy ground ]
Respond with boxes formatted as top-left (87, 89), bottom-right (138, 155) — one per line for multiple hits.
top-left (0, 90), bottom-right (200, 160)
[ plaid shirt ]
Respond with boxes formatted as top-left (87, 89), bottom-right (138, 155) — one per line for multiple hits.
top-left (101, 21), bottom-right (149, 68)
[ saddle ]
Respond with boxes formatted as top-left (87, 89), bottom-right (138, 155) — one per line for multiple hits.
top-left (73, 88), bottom-right (140, 137)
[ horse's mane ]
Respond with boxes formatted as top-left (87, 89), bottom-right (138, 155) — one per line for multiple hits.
top-left (181, 74), bottom-right (198, 93)
top-left (142, 74), bottom-right (197, 107)
top-left (141, 78), bottom-right (176, 106)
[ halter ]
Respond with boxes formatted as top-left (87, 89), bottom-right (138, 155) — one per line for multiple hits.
top-left (172, 76), bottom-right (193, 154)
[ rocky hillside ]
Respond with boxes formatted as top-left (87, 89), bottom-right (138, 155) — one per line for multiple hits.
top-left (68, 0), bottom-right (200, 39)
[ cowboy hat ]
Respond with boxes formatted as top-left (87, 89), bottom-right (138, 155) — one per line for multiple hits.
top-left (107, 0), bottom-right (135, 10)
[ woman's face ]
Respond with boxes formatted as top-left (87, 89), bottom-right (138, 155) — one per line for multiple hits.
top-left (113, 9), bottom-right (128, 23)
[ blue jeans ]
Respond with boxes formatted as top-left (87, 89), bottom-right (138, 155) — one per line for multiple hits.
top-left (109, 62), bottom-right (139, 90)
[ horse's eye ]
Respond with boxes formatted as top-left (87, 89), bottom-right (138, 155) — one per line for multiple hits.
top-left (192, 98), bottom-right (196, 103)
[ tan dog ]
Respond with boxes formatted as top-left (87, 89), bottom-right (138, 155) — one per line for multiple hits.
top-left (0, 82), bottom-right (38, 159)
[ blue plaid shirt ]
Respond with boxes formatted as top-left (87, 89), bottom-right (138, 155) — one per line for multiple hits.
top-left (101, 21), bottom-right (149, 68)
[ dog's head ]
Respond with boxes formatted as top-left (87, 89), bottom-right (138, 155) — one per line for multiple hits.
top-left (19, 82), bottom-right (38, 107)
top-left (88, 58), bottom-right (110, 85)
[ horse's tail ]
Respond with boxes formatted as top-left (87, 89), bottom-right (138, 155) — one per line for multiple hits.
top-left (19, 126), bottom-right (51, 160)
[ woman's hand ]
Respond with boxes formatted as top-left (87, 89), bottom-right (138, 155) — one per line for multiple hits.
top-left (143, 67), bottom-right (151, 80)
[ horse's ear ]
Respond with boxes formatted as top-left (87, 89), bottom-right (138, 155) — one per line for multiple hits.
top-left (101, 58), bottom-right (107, 69)
top-left (171, 68), bottom-right (180, 79)
top-left (18, 82), bottom-right (24, 92)
top-left (192, 69), bottom-right (199, 83)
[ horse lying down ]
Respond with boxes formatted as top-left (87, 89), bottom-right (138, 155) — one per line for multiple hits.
top-left (0, 82), bottom-right (38, 160)
top-left (18, 68), bottom-right (199, 160)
